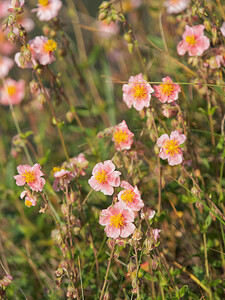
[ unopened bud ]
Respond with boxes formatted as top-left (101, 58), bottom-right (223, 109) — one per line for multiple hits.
top-left (196, 201), bottom-right (204, 213)
top-left (204, 20), bottom-right (211, 32)
top-left (132, 228), bottom-right (143, 241)
top-left (42, 25), bottom-right (50, 36)
top-left (98, 11), bottom-right (107, 21)
top-left (141, 207), bottom-right (155, 220)
top-left (99, 1), bottom-right (110, 10)
top-left (124, 32), bottom-right (132, 43)
top-left (128, 42), bottom-right (134, 54)
top-left (30, 80), bottom-right (39, 95)
top-left (66, 111), bottom-right (74, 123)
top-left (127, 260), bottom-right (136, 275)
top-left (8, 31), bottom-right (16, 43)
top-left (212, 26), bottom-right (217, 38)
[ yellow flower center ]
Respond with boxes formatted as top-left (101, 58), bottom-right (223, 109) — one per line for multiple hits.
top-left (159, 82), bottom-right (175, 96)
top-left (22, 171), bottom-right (36, 184)
top-left (185, 35), bottom-right (196, 46)
top-left (114, 129), bottom-right (129, 144)
top-left (95, 170), bottom-right (107, 184)
top-left (38, 0), bottom-right (49, 6)
top-left (7, 86), bottom-right (16, 97)
top-left (121, 189), bottom-right (135, 204)
top-left (132, 84), bottom-right (147, 101)
top-left (51, 166), bottom-right (65, 175)
top-left (110, 213), bottom-right (124, 228)
top-left (164, 139), bottom-right (180, 156)
top-left (44, 39), bottom-right (57, 52)
top-left (25, 199), bottom-right (32, 207)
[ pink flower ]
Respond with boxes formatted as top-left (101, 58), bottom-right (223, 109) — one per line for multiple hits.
top-left (154, 76), bottom-right (181, 103)
top-left (163, 0), bottom-right (190, 14)
top-left (0, 1), bottom-right (9, 18)
top-left (153, 229), bottom-right (161, 242)
top-left (112, 120), bottom-right (134, 151)
top-left (52, 168), bottom-right (74, 191)
top-left (0, 78), bottom-right (25, 105)
top-left (32, 0), bottom-right (62, 21)
top-left (14, 163), bottom-right (45, 192)
top-left (30, 36), bottom-right (57, 65)
top-left (122, 73), bottom-right (154, 111)
top-left (68, 153), bottom-right (89, 176)
top-left (98, 20), bottom-right (120, 38)
top-left (118, 181), bottom-right (144, 211)
top-left (205, 55), bottom-right (225, 69)
top-left (0, 32), bottom-right (15, 56)
top-left (99, 202), bottom-right (136, 238)
top-left (221, 22), bottom-right (225, 37)
top-left (0, 56), bottom-right (14, 79)
top-left (177, 25), bottom-right (210, 56)
top-left (157, 131), bottom-right (186, 166)
top-left (88, 160), bottom-right (121, 195)
top-left (20, 190), bottom-right (38, 207)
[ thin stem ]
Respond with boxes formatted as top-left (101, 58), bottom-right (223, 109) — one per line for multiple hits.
top-left (203, 233), bottom-right (209, 278)
top-left (99, 240), bottom-right (115, 300)
top-left (134, 245), bottom-right (140, 298)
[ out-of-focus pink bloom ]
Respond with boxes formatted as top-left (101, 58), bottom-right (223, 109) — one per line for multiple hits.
top-left (162, 103), bottom-right (178, 118)
top-left (8, 0), bottom-right (25, 10)
top-left (153, 229), bottom-right (161, 242)
top-left (204, 55), bottom-right (225, 69)
top-left (20, 190), bottom-right (38, 207)
top-left (0, 56), bottom-right (14, 78)
top-left (98, 20), bottom-right (120, 38)
top-left (32, 0), bottom-right (62, 21)
top-left (221, 22), bottom-right (225, 37)
top-left (118, 181), bottom-right (144, 211)
top-left (0, 78), bottom-right (25, 105)
top-left (88, 160), bottom-right (121, 195)
top-left (163, 0), bottom-right (190, 14)
top-left (0, 32), bottom-right (15, 55)
top-left (122, 73), bottom-right (154, 111)
top-left (0, 1), bottom-right (9, 18)
top-left (99, 201), bottom-right (135, 239)
top-left (52, 167), bottom-right (74, 191)
top-left (141, 207), bottom-right (155, 220)
top-left (119, 0), bottom-right (142, 12)
top-left (14, 164), bottom-right (45, 191)
top-left (30, 36), bottom-right (57, 65)
top-left (112, 120), bottom-right (134, 151)
top-left (177, 25), bottom-right (210, 56)
top-left (154, 76), bottom-right (181, 103)
top-left (157, 131), bottom-right (186, 166)
top-left (0, 275), bottom-right (13, 287)
top-left (16, 15), bottom-right (35, 32)
top-left (68, 153), bottom-right (89, 176)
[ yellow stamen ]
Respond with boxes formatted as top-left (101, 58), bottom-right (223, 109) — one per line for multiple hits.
top-left (22, 171), bottom-right (36, 184)
top-left (25, 199), bottom-right (32, 207)
top-left (159, 82), bottom-right (175, 96)
top-left (7, 86), bottom-right (16, 97)
top-left (44, 39), bottom-right (57, 52)
top-left (132, 84), bottom-right (147, 101)
top-left (51, 166), bottom-right (65, 175)
top-left (164, 139), bottom-right (180, 156)
top-left (114, 129), bottom-right (129, 144)
top-left (121, 189), bottom-right (135, 204)
top-left (185, 35), bottom-right (196, 45)
top-left (95, 170), bottom-right (107, 184)
top-left (110, 213), bottom-right (124, 228)
top-left (38, 0), bottom-right (49, 6)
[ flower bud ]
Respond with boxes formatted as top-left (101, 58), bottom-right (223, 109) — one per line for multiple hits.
top-left (66, 111), bottom-right (74, 123)
top-left (98, 11), bottom-right (107, 21)
top-left (30, 80), bottom-right (39, 95)
top-left (128, 42), bottom-right (134, 54)
top-left (124, 33), bottom-right (132, 43)
top-left (99, 1), bottom-right (110, 10)
top-left (132, 228), bottom-right (143, 241)
top-left (141, 207), bottom-right (155, 220)
top-left (8, 31), bottom-right (16, 44)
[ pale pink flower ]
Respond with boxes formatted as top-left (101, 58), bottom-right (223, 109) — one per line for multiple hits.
top-left (20, 190), bottom-right (38, 207)
top-left (177, 25), bottom-right (210, 56)
top-left (141, 207), bottom-right (155, 220)
top-left (0, 1), bottom-right (9, 18)
top-left (99, 201), bottom-right (136, 239)
top-left (0, 78), bottom-right (25, 106)
top-left (205, 55), bottom-right (225, 69)
top-left (68, 153), bottom-right (89, 176)
top-left (221, 22), bottom-right (225, 37)
top-left (30, 36), bottom-right (57, 65)
top-left (15, 15), bottom-right (35, 33)
top-left (164, 0), bottom-right (190, 14)
top-left (122, 73), bottom-right (154, 111)
top-left (32, 0), bottom-right (62, 21)
top-left (98, 20), bottom-right (120, 38)
top-left (154, 76), bottom-right (181, 103)
top-left (14, 163), bottom-right (45, 192)
top-left (52, 168), bottom-right (74, 191)
top-left (0, 56), bottom-right (14, 79)
top-left (0, 32), bottom-right (15, 55)
top-left (112, 120), bottom-right (134, 151)
top-left (153, 229), bottom-right (161, 242)
top-left (88, 160), bottom-right (121, 196)
top-left (118, 181), bottom-right (144, 211)
top-left (157, 131), bottom-right (186, 166)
